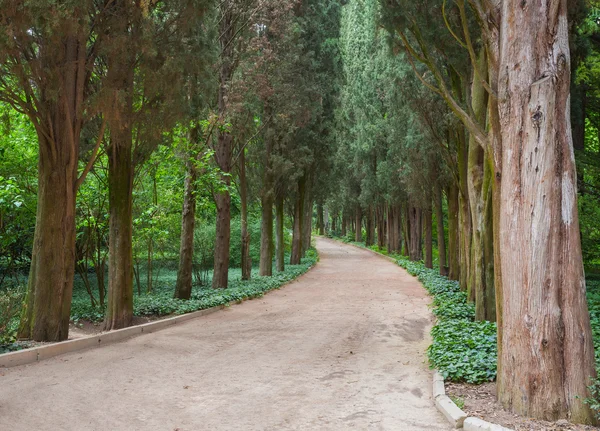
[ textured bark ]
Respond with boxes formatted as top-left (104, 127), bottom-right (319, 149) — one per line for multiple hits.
top-left (104, 7), bottom-right (135, 330)
top-left (355, 206), bottom-right (362, 242)
top-left (365, 206), bottom-right (374, 246)
top-left (275, 193), bottom-right (285, 272)
top-left (408, 206), bottom-right (422, 261)
top-left (259, 194), bottom-right (274, 276)
top-left (495, 1), bottom-right (596, 422)
top-left (302, 185), bottom-right (312, 255)
top-left (17, 33), bottom-right (86, 342)
top-left (447, 184), bottom-right (460, 280)
top-left (212, 4), bottom-right (235, 289)
top-left (290, 178), bottom-right (305, 265)
top-left (175, 155), bottom-right (197, 299)
top-left (105, 129), bottom-right (134, 330)
top-left (240, 148), bottom-right (251, 280)
top-left (317, 203), bottom-right (325, 236)
top-left (434, 183), bottom-right (447, 275)
top-left (341, 215), bottom-right (347, 237)
top-left (376, 205), bottom-right (385, 249)
top-left (467, 50), bottom-right (495, 321)
top-left (424, 207), bottom-right (433, 269)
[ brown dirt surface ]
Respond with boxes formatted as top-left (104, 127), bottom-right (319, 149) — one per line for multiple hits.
top-left (446, 382), bottom-right (599, 431)
top-left (0, 238), bottom-right (450, 430)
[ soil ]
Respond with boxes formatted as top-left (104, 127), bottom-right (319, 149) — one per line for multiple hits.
top-left (0, 238), bottom-right (450, 431)
top-left (446, 382), bottom-right (599, 431)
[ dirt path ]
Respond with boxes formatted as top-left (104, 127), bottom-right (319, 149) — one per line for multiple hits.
top-left (0, 238), bottom-right (449, 430)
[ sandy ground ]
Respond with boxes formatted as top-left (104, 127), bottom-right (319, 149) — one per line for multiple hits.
top-left (0, 238), bottom-right (449, 431)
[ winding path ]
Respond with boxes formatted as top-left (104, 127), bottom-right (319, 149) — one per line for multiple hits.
top-left (0, 238), bottom-right (449, 430)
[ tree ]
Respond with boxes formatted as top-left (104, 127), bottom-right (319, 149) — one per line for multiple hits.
top-left (0, 1), bottom-right (103, 341)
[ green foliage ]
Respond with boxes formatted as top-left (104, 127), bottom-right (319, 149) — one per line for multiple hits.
top-left (397, 257), bottom-right (497, 383)
top-left (0, 285), bottom-right (25, 348)
top-left (69, 249), bottom-right (317, 323)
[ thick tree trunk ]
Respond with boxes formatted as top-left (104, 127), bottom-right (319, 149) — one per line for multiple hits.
top-left (495, 2), bottom-right (596, 423)
top-left (175, 156), bottom-right (197, 299)
top-left (408, 206), bottom-right (423, 261)
top-left (377, 205), bottom-right (385, 249)
top-left (212, 4), bottom-right (235, 289)
top-left (424, 207), bottom-right (433, 269)
top-left (212, 178), bottom-right (232, 288)
top-left (105, 131), bottom-right (134, 330)
top-left (402, 204), bottom-right (410, 256)
top-left (275, 193), bottom-right (285, 272)
top-left (240, 148), bottom-right (251, 280)
top-left (18, 34), bottom-right (86, 342)
top-left (105, 16), bottom-right (135, 330)
top-left (302, 185), bottom-right (312, 255)
top-left (317, 203), bottom-right (325, 236)
top-left (341, 214), bottom-right (347, 237)
top-left (365, 206), bottom-right (374, 246)
top-left (447, 184), bottom-right (460, 280)
top-left (290, 178), bottom-right (305, 265)
top-left (19, 133), bottom-right (77, 341)
top-left (467, 49), bottom-right (495, 321)
top-left (434, 183), bottom-right (448, 275)
top-left (259, 194), bottom-right (274, 276)
top-left (355, 206), bottom-right (362, 242)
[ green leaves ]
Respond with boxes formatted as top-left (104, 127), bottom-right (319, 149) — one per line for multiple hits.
top-left (68, 250), bottom-right (318, 324)
top-left (395, 255), bottom-right (497, 384)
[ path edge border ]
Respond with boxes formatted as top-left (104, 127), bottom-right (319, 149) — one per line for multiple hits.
top-left (0, 259), bottom-right (318, 369)
top-left (326, 238), bottom-right (513, 431)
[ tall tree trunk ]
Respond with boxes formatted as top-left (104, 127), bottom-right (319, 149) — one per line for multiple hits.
top-left (365, 206), bottom-right (374, 246)
top-left (302, 184), bottom-right (312, 255)
top-left (175, 153), bottom-right (197, 299)
top-left (18, 34), bottom-right (86, 342)
top-left (259, 194), bottom-right (274, 276)
top-left (212, 4), bottom-right (235, 289)
top-left (403, 204), bottom-right (410, 257)
top-left (341, 214), bottom-right (347, 237)
top-left (408, 206), bottom-right (423, 261)
top-left (495, 2), bottom-right (596, 422)
top-left (467, 49), bottom-right (494, 321)
top-left (447, 184), bottom-right (460, 280)
top-left (290, 178), bottom-right (305, 265)
top-left (434, 183), bottom-right (447, 275)
top-left (105, 127), bottom-right (134, 330)
top-left (275, 192), bottom-right (285, 272)
top-left (355, 206), bottom-right (362, 242)
top-left (377, 204), bottom-right (385, 249)
top-left (105, 14), bottom-right (135, 330)
top-left (317, 203), bottom-right (325, 235)
top-left (240, 147), bottom-right (251, 280)
top-left (424, 206), bottom-right (433, 269)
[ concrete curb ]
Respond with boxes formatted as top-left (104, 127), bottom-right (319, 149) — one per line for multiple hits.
top-left (0, 305), bottom-right (224, 368)
top-left (463, 417), bottom-right (513, 431)
top-left (1, 252), bottom-right (319, 369)
top-left (432, 371), bottom-right (514, 430)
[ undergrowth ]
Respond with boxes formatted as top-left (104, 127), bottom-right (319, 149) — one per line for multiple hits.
top-left (1, 250), bottom-right (317, 353)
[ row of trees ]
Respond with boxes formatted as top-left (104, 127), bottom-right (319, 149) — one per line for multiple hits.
top-left (0, 0), bottom-right (341, 339)
top-left (321, 0), bottom-right (600, 425)
top-left (3, 0), bottom-right (600, 426)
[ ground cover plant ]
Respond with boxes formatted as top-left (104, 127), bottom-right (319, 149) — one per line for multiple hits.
top-left (0, 250), bottom-right (317, 354)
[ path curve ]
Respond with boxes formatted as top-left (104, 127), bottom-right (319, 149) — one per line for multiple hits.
top-left (0, 238), bottom-right (449, 430)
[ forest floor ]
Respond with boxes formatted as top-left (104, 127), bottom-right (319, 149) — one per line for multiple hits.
top-left (0, 238), bottom-right (449, 431)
